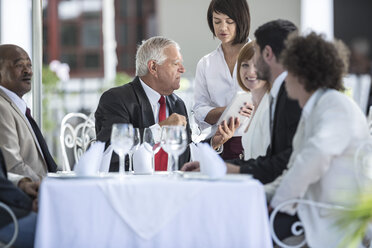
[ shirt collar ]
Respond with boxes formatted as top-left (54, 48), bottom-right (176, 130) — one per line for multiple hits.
top-left (139, 78), bottom-right (162, 106)
top-left (0, 85), bottom-right (27, 115)
top-left (302, 89), bottom-right (323, 120)
top-left (270, 71), bottom-right (288, 99)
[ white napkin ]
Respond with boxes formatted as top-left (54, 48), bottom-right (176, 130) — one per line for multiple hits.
top-left (74, 141), bottom-right (105, 176)
top-left (189, 142), bottom-right (201, 162)
top-left (99, 145), bottom-right (114, 172)
top-left (197, 142), bottom-right (227, 179)
top-left (133, 144), bottom-right (153, 174)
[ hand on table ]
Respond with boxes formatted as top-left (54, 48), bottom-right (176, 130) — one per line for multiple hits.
top-left (181, 161), bottom-right (200, 172)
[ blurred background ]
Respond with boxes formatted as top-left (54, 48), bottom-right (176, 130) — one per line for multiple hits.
top-left (0, 0), bottom-right (371, 166)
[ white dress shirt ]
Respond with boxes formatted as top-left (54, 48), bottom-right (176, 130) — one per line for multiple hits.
top-left (241, 92), bottom-right (270, 160)
top-left (139, 78), bottom-right (169, 128)
top-left (0, 85), bottom-right (28, 118)
top-left (192, 45), bottom-right (244, 134)
top-left (270, 88), bottom-right (370, 247)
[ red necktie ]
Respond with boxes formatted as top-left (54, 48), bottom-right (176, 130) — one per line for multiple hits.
top-left (155, 96), bottom-right (168, 171)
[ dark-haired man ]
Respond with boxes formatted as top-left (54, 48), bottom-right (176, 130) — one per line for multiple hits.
top-left (226, 19), bottom-right (302, 183)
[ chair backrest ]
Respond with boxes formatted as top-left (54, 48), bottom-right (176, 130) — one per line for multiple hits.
top-left (0, 202), bottom-right (19, 248)
top-left (269, 199), bottom-right (347, 248)
top-left (60, 113), bottom-right (96, 171)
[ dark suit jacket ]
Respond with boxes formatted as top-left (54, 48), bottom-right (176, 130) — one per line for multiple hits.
top-left (95, 77), bottom-right (191, 171)
top-left (232, 82), bottom-right (302, 184)
top-left (0, 149), bottom-right (32, 228)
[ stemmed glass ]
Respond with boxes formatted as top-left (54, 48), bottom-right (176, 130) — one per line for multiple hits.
top-left (110, 123), bottom-right (134, 175)
top-left (128, 128), bottom-right (141, 173)
top-left (160, 126), bottom-right (188, 173)
top-left (143, 127), bottom-right (162, 172)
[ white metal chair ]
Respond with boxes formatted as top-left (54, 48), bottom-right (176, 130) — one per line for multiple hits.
top-left (60, 113), bottom-right (96, 171)
top-left (270, 138), bottom-right (372, 248)
top-left (0, 202), bottom-right (19, 248)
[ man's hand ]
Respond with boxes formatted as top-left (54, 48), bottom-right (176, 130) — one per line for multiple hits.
top-left (159, 113), bottom-right (187, 127)
top-left (181, 161), bottom-right (200, 172)
top-left (239, 102), bottom-right (254, 118)
top-left (18, 178), bottom-right (40, 198)
top-left (211, 117), bottom-right (240, 149)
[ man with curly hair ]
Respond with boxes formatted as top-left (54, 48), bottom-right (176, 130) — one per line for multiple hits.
top-left (270, 32), bottom-right (370, 246)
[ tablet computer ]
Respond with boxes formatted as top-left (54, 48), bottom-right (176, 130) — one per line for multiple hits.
top-left (217, 91), bottom-right (252, 126)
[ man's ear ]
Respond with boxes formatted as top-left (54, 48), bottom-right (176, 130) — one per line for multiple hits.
top-left (263, 45), bottom-right (275, 63)
top-left (147, 60), bottom-right (158, 77)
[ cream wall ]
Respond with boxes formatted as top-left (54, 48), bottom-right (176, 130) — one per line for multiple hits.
top-left (156, 0), bottom-right (301, 78)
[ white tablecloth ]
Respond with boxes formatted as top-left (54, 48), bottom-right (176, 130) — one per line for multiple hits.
top-left (35, 174), bottom-right (272, 248)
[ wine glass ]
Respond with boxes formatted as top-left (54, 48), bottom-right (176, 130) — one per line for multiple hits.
top-left (143, 127), bottom-right (162, 172)
top-left (128, 128), bottom-right (141, 173)
top-left (160, 126), bottom-right (188, 173)
top-left (110, 123), bottom-right (134, 175)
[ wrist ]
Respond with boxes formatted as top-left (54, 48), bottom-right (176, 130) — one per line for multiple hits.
top-left (210, 138), bottom-right (223, 154)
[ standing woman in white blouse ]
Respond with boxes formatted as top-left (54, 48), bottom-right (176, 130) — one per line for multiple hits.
top-left (192, 0), bottom-right (252, 160)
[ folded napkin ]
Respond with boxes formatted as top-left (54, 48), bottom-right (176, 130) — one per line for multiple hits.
top-left (197, 142), bottom-right (227, 179)
top-left (189, 142), bottom-right (201, 162)
top-left (74, 141), bottom-right (105, 176)
top-left (99, 145), bottom-right (114, 172)
top-left (133, 144), bottom-right (153, 174)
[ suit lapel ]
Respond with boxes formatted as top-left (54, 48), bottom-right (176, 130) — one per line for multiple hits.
top-left (166, 95), bottom-right (175, 115)
top-left (131, 77), bottom-right (156, 127)
top-left (271, 83), bottom-right (286, 146)
top-left (0, 89), bottom-right (45, 159)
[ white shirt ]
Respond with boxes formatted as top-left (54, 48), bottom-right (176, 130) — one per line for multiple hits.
top-left (271, 89), bottom-right (369, 247)
top-left (192, 45), bottom-right (243, 132)
top-left (0, 85), bottom-right (27, 117)
top-left (139, 78), bottom-right (169, 127)
top-left (241, 92), bottom-right (270, 160)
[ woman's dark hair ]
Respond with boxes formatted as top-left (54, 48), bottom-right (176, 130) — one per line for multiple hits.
top-left (281, 32), bottom-right (350, 92)
top-left (207, 0), bottom-right (250, 45)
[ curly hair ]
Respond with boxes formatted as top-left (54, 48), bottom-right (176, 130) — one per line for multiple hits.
top-left (281, 32), bottom-right (350, 92)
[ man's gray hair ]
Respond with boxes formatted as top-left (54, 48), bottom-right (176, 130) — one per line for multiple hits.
top-left (135, 36), bottom-right (180, 76)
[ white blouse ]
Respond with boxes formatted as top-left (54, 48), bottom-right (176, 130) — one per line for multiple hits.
top-left (241, 92), bottom-right (270, 160)
top-left (192, 45), bottom-right (243, 132)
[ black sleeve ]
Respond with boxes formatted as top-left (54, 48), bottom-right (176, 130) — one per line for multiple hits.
top-left (230, 95), bottom-right (301, 184)
top-left (230, 147), bottom-right (293, 184)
